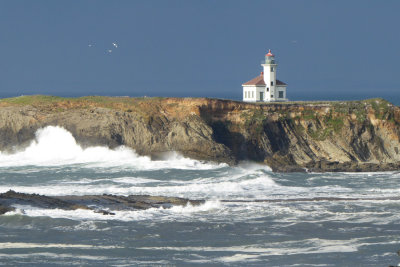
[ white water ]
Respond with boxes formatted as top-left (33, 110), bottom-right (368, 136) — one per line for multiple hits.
top-left (0, 127), bottom-right (400, 265)
top-left (0, 126), bottom-right (226, 170)
top-left (6, 200), bottom-right (222, 222)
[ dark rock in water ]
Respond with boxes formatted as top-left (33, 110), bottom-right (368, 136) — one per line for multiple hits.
top-left (0, 190), bottom-right (204, 216)
top-left (0, 190), bottom-right (89, 210)
top-left (0, 204), bottom-right (15, 215)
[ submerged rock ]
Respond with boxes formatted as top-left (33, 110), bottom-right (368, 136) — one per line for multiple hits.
top-left (0, 190), bottom-right (204, 216)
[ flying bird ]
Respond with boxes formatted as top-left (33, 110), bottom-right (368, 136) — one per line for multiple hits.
top-left (107, 49), bottom-right (112, 53)
top-left (112, 42), bottom-right (118, 48)
top-left (88, 44), bottom-right (94, 47)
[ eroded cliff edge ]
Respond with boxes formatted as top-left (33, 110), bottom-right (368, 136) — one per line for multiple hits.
top-left (0, 95), bottom-right (399, 172)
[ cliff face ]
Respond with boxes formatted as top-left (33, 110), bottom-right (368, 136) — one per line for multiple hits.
top-left (1, 95), bottom-right (400, 172)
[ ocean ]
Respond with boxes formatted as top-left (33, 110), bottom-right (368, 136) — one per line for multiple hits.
top-left (0, 126), bottom-right (399, 266)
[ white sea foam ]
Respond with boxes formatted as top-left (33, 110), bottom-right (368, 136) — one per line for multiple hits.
top-left (0, 172), bottom-right (356, 199)
top-left (4, 200), bottom-right (222, 222)
top-left (0, 252), bottom-right (109, 261)
top-left (137, 239), bottom-right (359, 256)
top-left (0, 175), bottom-right (280, 198)
top-left (0, 242), bottom-right (119, 249)
top-left (139, 237), bottom-right (399, 262)
top-left (0, 126), bottom-right (226, 170)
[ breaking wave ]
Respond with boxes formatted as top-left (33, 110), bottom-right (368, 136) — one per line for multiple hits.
top-left (0, 126), bottom-right (225, 170)
top-left (4, 200), bottom-right (222, 222)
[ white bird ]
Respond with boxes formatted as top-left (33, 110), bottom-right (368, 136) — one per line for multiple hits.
top-left (107, 49), bottom-right (112, 53)
top-left (112, 42), bottom-right (118, 48)
top-left (88, 44), bottom-right (94, 47)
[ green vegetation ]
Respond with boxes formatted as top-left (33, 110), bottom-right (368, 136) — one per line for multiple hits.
top-left (240, 108), bottom-right (267, 134)
top-left (331, 98), bottom-right (395, 122)
top-left (0, 95), bottom-right (170, 115)
top-left (307, 127), bottom-right (330, 140)
top-left (0, 95), bottom-right (167, 106)
top-left (302, 110), bottom-right (317, 120)
top-left (323, 111), bottom-right (344, 133)
top-left (0, 95), bottom-right (67, 105)
top-left (364, 98), bottom-right (392, 120)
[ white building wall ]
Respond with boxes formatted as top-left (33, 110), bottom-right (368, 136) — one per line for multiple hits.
top-left (243, 86), bottom-right (269, 102)
top-left (255, 86), bottom-right (265, 101)
top-left (242, 86), bottom-right (257, 102)
top-left (262, 63), bottom-right (277, 101)
top-left (276, 85), bottom-right (288, 101)
top-left (244, 85), bottom-right (288, 102)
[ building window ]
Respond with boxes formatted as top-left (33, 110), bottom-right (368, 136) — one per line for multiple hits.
top-left (252, 91), bottom-right (254, 98)
top-left (279, 91), bottom-right (284, 98)
top-left (271, 67), bottom-right (274, 72)
top-left (267, 87), bottom-right (269, 92)
top-left (271, 81), bottom-right (274, 86)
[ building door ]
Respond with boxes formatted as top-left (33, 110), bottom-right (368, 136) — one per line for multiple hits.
top-left (260, 92), bottom-right (264, 101)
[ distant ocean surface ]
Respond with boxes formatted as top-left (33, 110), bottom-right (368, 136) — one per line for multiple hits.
top-left (0, 126), bottom-right (400, 266)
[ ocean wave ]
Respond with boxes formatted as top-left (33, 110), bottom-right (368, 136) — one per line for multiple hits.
top-left (0, 126), bottom-right (226, 170)
top-left (3, 200), bottom-right (222, 222)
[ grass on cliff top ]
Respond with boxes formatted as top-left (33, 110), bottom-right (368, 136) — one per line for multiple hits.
top-left (0, 95), bottom-right (171, 112)
top-left (0, 95), bottom-right (166, 105)
top-left (0, 95), bottom-right (177, 122)
top-left (254, 98), bottom-right (394, 106)
top-left (0, 95), bottom-right (394, 113)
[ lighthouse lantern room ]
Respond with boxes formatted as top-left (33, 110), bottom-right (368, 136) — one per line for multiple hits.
top-left (242, 49), bottom-right (288, 102)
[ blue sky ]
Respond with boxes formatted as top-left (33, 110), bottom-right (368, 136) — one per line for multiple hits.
top-left (0, 1), bottom-right (399, 103)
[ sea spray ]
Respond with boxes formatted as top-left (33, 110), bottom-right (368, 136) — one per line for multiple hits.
top-left (4, 200), bottom-right (222, 222)
top-left (1, 151), bottom-right (400, 265)
top-left (0, 126), bottom-right (226, 170)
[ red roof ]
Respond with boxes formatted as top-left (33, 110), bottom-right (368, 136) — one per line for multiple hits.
top-left (242, 73), bottom-right (286, 86)
top-left (266, 49), bottom-right (274, 57)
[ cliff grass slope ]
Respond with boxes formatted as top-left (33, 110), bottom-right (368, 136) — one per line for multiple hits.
top-left (1, 95), bottom-right (400, 172)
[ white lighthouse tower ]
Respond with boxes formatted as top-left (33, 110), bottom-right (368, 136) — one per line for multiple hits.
top-left (263, 50), bottom-right (277, 101)
top-left (242, 49), bottom-right (287, 102)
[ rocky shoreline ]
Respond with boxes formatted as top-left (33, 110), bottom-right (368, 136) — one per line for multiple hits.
top-left (0, 96), bottom-right (400, 172)
top-left (0, 190), bottom-right (204, 216)
top-left (3, 190), bottom-right (400, 217)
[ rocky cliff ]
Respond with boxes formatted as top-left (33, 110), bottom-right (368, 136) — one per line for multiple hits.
top-left (1, 95), bottom-right (400, 172)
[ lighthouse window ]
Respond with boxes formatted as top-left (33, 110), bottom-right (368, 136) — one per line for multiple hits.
top-left (267, 87), bottom-right (269, 92)
top-left (271, 67), bottom-right (274, 72)
top-left (279, 91), bottom-right (284, 98)
top-left (271, 81), bottom-right (274, 86)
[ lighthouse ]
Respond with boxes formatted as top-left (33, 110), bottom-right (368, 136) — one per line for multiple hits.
top-left (242, 49), bottom-right (287, 102)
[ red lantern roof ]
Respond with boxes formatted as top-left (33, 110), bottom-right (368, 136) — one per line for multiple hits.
top-left (266, 49), bottom-right (274, 57)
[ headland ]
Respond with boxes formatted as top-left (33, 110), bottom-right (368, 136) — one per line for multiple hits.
top-left (1, 95), bottom-right (399, 172)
